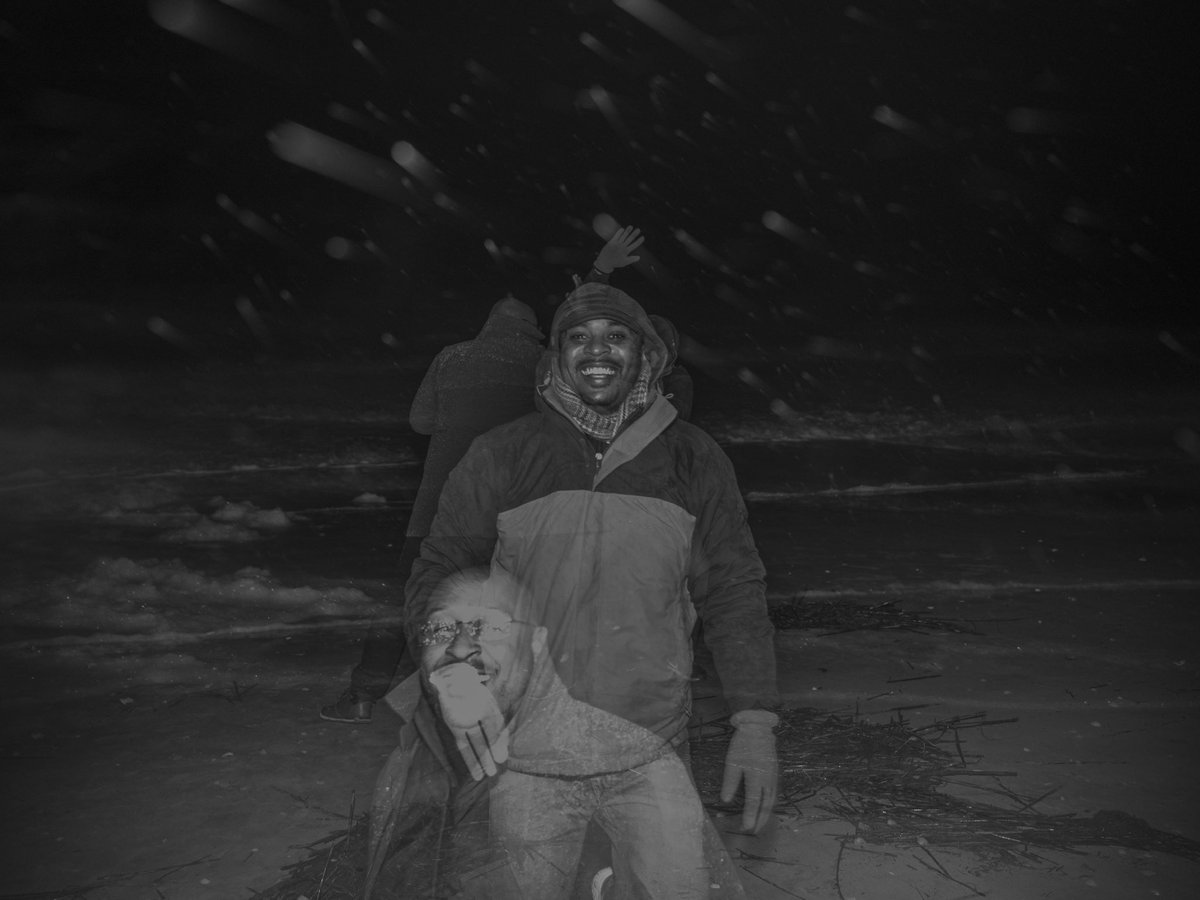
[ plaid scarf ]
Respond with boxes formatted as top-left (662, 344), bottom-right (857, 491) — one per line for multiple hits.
top-left (551, 357), bottom-right (653, 441)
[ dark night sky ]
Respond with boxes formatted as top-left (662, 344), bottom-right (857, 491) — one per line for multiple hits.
top-left (1, 0), bottom-right (1192, 360)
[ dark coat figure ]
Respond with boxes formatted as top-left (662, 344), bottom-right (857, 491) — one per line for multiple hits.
top-left (321, 299), bottom-right (544, 723)
top-left (407, 299), bottom-right (545, 540)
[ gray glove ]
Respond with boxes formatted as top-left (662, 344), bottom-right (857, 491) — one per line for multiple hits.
top-left (720, 709), bottom-right (779, 833)
top-left (428, 662), bottom-right (509, 780)
top-left (592, 225), bottom-right (644, 273)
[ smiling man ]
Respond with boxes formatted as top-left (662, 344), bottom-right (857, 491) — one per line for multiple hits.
top-left (405, 281), bottom-right (780, 899)
top-left (561, 316), bottom-right (642, 412)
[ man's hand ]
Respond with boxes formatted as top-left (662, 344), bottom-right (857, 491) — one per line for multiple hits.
top-left (428, 662), bottom-right (509, 780)
top-left (720, 709), bottom-right (779, 833)
top-left (593, 225), bottom-right (644, 273)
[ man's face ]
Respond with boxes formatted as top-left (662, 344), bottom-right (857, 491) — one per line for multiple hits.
top-left (559, 318), bottom-right (643, 414)
top-left (418, 581), bottom-right (543, 717)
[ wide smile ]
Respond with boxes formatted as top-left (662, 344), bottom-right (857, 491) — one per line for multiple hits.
top-left (578, 363), bottom-right (619, 385)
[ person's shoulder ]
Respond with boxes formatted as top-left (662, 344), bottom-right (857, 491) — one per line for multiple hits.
top-left (469, 410), bottom-right (545, 449)
top-left (423, 339), bottom-right (476, 372)
top-left (664, 417), bottom-right (722, 451)
top-left (660, 419), bottom-right (738, 478)
top-left (436, 336), bottom-right (480, 359)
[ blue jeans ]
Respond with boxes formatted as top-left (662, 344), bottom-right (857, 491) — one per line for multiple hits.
top-left (490, 753), bottom-right (711, 900)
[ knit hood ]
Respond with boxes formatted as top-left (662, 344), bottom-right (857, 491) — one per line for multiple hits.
top-left (648, 314), bottom-right (680, 368)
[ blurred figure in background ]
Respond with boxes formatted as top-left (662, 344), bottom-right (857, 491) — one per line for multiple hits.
top-left (321, 296), bottom-right (543, 723)
top-left (366, 563), bottom-right (749, 899)
top-left (363, 568), bottom-right (529, 899)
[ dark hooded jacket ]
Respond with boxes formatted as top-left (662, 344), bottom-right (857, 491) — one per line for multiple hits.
top-left (407, 302), bottom-right (544, 539)
top-left (405, 283), bottom-right (777, 776)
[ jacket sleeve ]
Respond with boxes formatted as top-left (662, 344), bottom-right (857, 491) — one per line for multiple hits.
top-left (688, 441), bottom-right (779, 713)
top-left (408, 356), bottom-right (440, 435)
top-left (403, 439), bottom-right (503, 643)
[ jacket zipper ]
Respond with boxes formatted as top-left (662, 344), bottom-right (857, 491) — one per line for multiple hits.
top-left (546, 396), bottom-right (608, 480)
top-left (587, 434), bottom-right (611, 477)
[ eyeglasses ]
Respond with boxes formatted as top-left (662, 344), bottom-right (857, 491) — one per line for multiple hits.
top-left (417, 612), bottom-right (529, 648)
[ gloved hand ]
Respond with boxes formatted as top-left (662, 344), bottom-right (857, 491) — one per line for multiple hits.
top-left (592, 225), bottom-right (644, 273)
top-left (428, 662), bottom-right (509, 781)
top-left (720, 709), bottom-right (779, 833)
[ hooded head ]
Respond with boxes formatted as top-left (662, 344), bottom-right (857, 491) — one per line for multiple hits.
top-left (648, 314), bottom-right (680, 368)
top-left (547, 283), bottom-right (668, 417)
top-left (489, 295), bottom-right (539, 327)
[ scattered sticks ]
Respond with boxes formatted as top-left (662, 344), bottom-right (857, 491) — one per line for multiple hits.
top-left (689, 707), bottom-right (1200, 864)
top-left (250, 704), bottom-right (1200, 900)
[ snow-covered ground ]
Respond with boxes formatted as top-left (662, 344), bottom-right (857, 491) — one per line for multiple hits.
top-left (1, 334), bottom-right (1198, 898)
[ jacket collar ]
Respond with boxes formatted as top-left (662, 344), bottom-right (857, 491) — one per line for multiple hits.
top-left (594, 393), bottom-right (677, 486)
top-left (540, 388), bottom-right (678, 486)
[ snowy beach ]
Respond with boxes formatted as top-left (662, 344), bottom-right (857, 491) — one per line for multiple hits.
top-left (3, 326), bottom-right (1198, 898)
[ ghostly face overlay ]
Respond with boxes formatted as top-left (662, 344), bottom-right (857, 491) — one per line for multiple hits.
top-left (419, 572), bottom-right (545, 718)
top-left (559, 318), bottom-right (643, 414)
